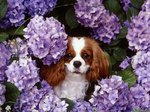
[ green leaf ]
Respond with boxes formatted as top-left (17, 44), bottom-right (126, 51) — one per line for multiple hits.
top-left (131, 0), bottom-right (145, 9)
top-left (7, 26), bottom-right (25, 36)
top-left (0, 0), bottom-right (8, 20)
top-left (127, 7), bottom-right (139, 20)
top-left (0, 32), bottom-right (9, 42)
top-left (118, 69), bottom-right (136, 87)
top-left (65, 7), bottom-right (79, 29)
top-left (4, 82), bottom-right (20, 105)
top-left (113, 47), bottom-right (127, 61)
top-left (117, 27), bottom-right (128, 39)
top-left (104, 0), bottom-right (122, 14)
top-left (61, 98), bottom-right (75, 111)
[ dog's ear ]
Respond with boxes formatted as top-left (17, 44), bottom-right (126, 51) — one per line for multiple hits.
top-left (40, 58), bottom-right (65, 86)
top-left (86, 41), bottom-right (109, 81)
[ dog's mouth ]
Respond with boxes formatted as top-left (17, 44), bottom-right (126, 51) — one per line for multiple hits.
top-left (73, 69), bottom-right (82, 74)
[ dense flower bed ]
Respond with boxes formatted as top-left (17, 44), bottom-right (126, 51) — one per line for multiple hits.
top-left (0, 0), bottom-right (149, 112)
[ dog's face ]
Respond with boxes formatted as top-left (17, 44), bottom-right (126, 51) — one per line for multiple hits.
top-left (64, 37), bottom-right (92, 74)
top-left (40, 37), bottom-right (109, 86)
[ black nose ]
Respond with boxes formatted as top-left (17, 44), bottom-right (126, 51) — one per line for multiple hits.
top-left (73, 61), bottom-right (82, 68)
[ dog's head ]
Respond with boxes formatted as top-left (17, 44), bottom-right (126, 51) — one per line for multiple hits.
top-left (40, 37), bottom-right (109, 86)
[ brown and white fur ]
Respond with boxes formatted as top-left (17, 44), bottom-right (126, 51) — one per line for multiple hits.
top-left (40, 37), bottom-right (109, 101)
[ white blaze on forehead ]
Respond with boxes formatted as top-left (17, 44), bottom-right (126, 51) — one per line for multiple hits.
top-left (72, 37), bottom-right (85, 54)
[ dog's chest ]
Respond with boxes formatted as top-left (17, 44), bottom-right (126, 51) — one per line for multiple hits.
top-left (54, 74), bottom-right (89, 101)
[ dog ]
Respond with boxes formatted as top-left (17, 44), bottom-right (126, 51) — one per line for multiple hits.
top-left (40, 37), bottom-right (109, 101)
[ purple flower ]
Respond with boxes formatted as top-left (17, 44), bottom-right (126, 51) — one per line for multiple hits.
top-left (15, 80), bottom-right (68, 112)
top-left (91, 13), bottom-right (120, 43)
top-left (126, 4), bottom-right (150, 51)
top-left (130, 84), bottom-right (150, 111)
top-left (74, 0), bottom-right (105, 28)
top-left (131, 51), bottom-right (150, 92)
top-left (24, 0), bottom-right (57, 17)
top-left (0, 43), bottom-right (11, 82)
top-left (71, 100), bottom-right (92, 112)
top-left (0, 84), bottom-right (6, 106)
top-left (5, 56), bottom-right (40, 91)
top-left (90, 75), bottom-right (132, 112)
top-left (119, 56), bottom-right (131, 69)
top-left (74, 0), bottom-right (120, 43)
top-left (0, 0), bottom-right (26, 29)
top-left (120, 0), bottom-right (131, 11)
top-left (8, 38), bottom-right (29, 58)
top-left (142, 0), bottom-right (150, 12)
top-left (24, 15), bottom-right (68, 65)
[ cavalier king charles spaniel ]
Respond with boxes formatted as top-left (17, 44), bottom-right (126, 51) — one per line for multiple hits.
top-left (40, 37), bottom-right (109, 101)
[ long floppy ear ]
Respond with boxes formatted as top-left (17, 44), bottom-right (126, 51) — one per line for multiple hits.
top-left (40, 58), bottom-right (65, 86)
top-left (86, 42), bottom-right (109, 81)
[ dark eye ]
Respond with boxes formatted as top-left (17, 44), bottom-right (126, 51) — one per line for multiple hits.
top-left (82, 53), bottom-right (90, 59)
top-left (65, 53), bottom-right (74, 59)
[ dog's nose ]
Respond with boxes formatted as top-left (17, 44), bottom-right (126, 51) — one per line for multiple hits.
top-left (73, 61), bottom-right (82, 68)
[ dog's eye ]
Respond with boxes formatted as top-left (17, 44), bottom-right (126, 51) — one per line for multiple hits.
top-left (82, 53), bottom-right (90, 59)
top-left (65, 53), bottom-right (74, 59)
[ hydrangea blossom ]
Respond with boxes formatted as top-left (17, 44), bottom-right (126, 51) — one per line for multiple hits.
top-left (130, 84), bottom-right (150, 111)
top-left (120, 0), bottom-right (131, 11)
top-left (71, 100), bottom-right (92, 112)
top-left (74, 0), bottom-right (120, 43)
top-left (126, 3), bottom-right (150, 51)
top-left (74, 0), bottom-right (105, 28)
top-left (24, 0), bottom-right (57, 17)
top-left (131, 51), bottom-right (150, 92)
top-left (142, 0), bottom-right (150, 12)
top-left (0, 43), bottom-right (11, 82)
top-left (8, 38), bottom-right (29, 58)
top-left (24, 15), bottom-right (68, 65)
top-left (0, 0), bottom-right (25, 29)
top-left (5, 56), bottom-right (40, 91)
top-left (91, 13), bottom-right (120, 43)
top-left (119, 56), bottom-right (131, 69)
top-left (89, 75), bottom-right (132, 112)
top-left (0, 84), bottom-right (6, 106)
top-left (15, 80), bottom-right (68, 112)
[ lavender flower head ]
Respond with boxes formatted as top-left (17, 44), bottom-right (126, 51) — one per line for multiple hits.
top-left (0, 43), bottom-right (11, 82)
top-left (91, 13), bottom-right (120, 43)
top-left (119, 56), bottom-right (131, 69)
top-left (71, 101), bottom-right (92, 112)
top-left (5, 56), bottom-right (40, 91)
top-left (74, 0), bottom-right (105, 28)
top-left (24, 0), bottom-right (57, 17)
top-left (74, 0), bottom-right (120, 43)
top-left (24, 15), bottom-right (67, 65)
top-left (15, 80), bottom-right (68, 112)
top-left (142, 0), bottom-right (150, 12)
top-left (0, 0), bottom-right (25, 29)
top-left (130, 84), bottom-right (150, 111)
top-left (120, 0), bottom-right (131, 11)
top-left (126, 7), bottom-right (150, 51)
top-left (0, 84), bottom-right (6, 106)
top-left (8, 38), bottom-right (29, 58)
top-left (131, 51), bottom-right (150, 92)
top-left (89, 75), bottom-right (132, 112)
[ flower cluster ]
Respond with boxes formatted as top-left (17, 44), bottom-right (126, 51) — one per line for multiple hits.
top-left (24, 0), bottom-right (57, 17)
top-left (0, 84), bottom-right (6, 106)
top-left (74, 0), bottom-right (121, 43)
top-left (71, 100), bottom-right (92, 112)
top-left (0, 0), bottom-right (25, 29)
top-left (130, 84), bottom-right (150, 110)
top-left (89, 75), bottom-right (132, 112)
top-left (5, 56), bottom-right (40, 91)
top-left (0, 43), bottom-right (11, 82)
top-left (119, 56), bottom-right (131, 69)
top-left (8, 38), bottom-right (29, 58)
top-left (0, 0), bottom-right (57, 29)
top-left (15, 81), bottom-right (68, 112)
top-left (126, 0), bottom-right (150, 51)
top-left (131, 51), bottom-right (150, 92)
top-left (24, 15), bottom-right (68, 65)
